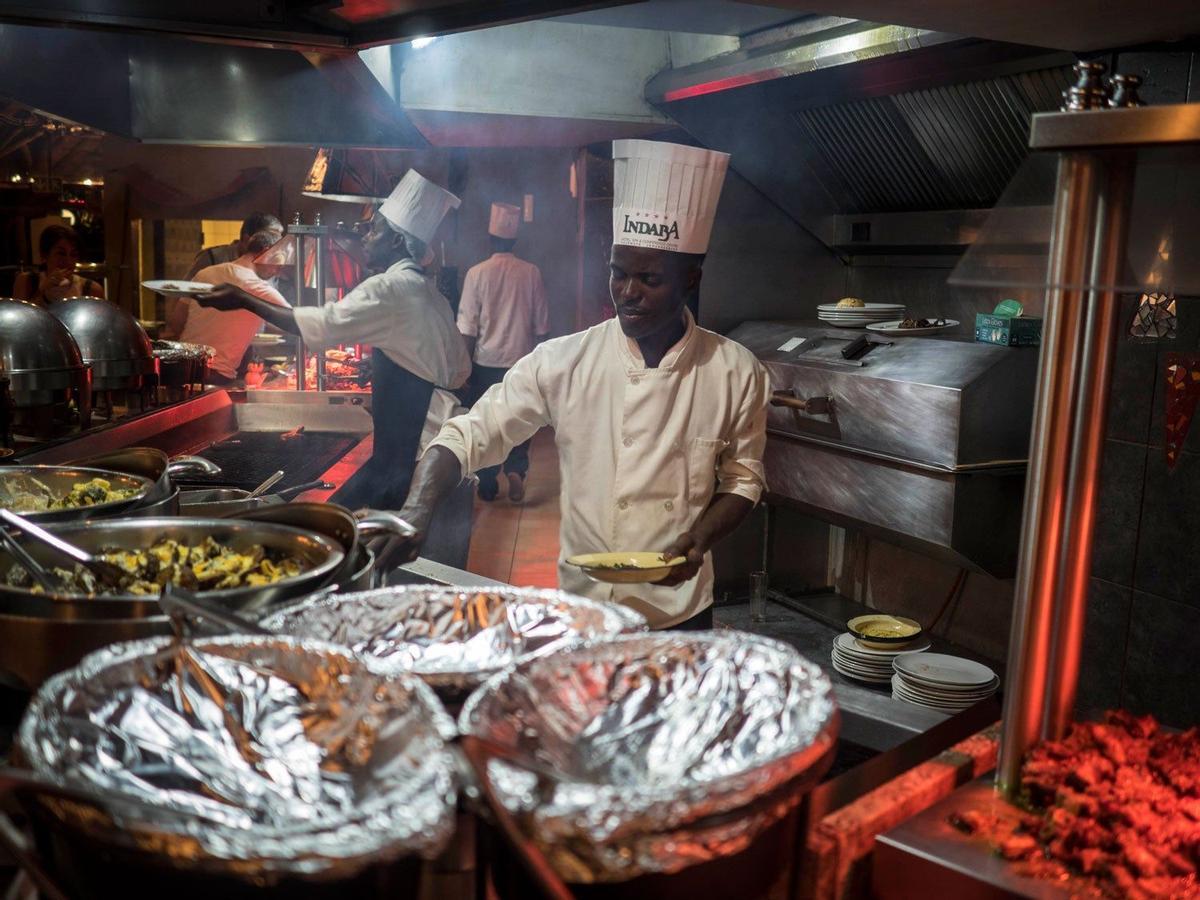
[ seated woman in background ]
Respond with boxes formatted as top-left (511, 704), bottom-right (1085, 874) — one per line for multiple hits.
top-left (13, 225), bottom-right (104, 305)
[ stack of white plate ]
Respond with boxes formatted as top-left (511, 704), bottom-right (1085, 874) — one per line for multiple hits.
top-left (817, 302), bottom-right (906, 328)
top-left (891, 653), bottom-right (999, 712)
top-left (830, 632), bottom-right (931, 683)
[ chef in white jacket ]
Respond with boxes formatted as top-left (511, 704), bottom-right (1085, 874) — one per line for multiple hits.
top-left (193, 170), bottom-right (471, 508)
top-left (392, 141), bottom-right (770, 629)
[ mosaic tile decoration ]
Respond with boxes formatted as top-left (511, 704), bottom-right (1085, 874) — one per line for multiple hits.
top-left (1131, 292), bottom-right (1177, 339)
top-left (1164, 352), bottom-right (1200, 471)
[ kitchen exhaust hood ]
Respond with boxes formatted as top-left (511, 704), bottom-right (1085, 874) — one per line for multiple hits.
top-left (648, 18), bottom-right (1073, 254)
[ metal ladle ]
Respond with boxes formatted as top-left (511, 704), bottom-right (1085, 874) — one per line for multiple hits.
top-left (0, 509), bottom-right (126, 590)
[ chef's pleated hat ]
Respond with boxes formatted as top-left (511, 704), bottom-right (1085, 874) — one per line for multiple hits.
top-left (488, 203), bottom-right (522, 239)
top-left (612, 140), bottom-right (730, 255)
top-left (380, 170), bottom-right (461, 243)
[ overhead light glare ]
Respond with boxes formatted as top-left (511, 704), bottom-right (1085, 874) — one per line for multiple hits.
top-left (410, 36), bottom-right (436, 49)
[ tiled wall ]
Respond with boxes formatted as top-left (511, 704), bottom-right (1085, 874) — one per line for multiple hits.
top-left (1077, 295), bottom-right (1200, 728)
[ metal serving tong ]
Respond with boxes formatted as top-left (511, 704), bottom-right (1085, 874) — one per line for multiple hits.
top-left (158, 582), bottom-right (271, 638)
top-left (0, 509), bottom-right (126, 590)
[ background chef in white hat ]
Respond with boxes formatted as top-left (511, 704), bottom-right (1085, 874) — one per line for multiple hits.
top-left (456, 201), bottom-right (550, 503)
top-left (192, 169), bottom-right (471, 509)
top-left (388, 140), bottom-right (770, 630)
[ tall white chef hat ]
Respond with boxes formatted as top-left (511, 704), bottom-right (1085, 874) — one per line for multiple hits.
top-left (488, 202), bottom-right (521, 240)
top-left (379, 169), bottom-right (461, 243)
top-left (611, 139), bottom-right (730, 255)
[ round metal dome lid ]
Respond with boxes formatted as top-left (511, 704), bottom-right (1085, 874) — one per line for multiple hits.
top-left (0, 298), bottom-right (84, 373)
top-left (50, 297), bottom-right (153, 363)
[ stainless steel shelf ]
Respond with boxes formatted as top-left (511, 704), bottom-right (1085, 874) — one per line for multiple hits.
top-left (1030, 103), bottom-right (1200, 151)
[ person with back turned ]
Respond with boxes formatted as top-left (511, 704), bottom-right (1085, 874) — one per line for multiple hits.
top-left (384, 140), bottom-right (770, 630)
top-left (457, 202), bottom-right (550, 502)
top-left (190, 171), bottom-right (470, 509)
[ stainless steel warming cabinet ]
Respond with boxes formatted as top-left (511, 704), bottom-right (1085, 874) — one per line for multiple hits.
top-left (726, 321), bottom-right (1038, 576)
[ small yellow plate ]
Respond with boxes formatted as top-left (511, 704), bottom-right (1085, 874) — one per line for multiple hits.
top-left (566, 552), bottom-right (687, 584)
top-left (847, 614), bottom-right (924, 649)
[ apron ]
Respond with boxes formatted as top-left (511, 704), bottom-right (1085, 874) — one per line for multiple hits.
top-left (331, 348), bottom-right (435, 510)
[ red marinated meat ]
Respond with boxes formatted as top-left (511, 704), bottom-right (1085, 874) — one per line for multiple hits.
top-left (954, 712), bottom-right (1200, 898)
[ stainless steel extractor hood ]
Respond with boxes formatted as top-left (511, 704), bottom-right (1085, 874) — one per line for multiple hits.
top-left (648, 18), bottom-right (1073, 253)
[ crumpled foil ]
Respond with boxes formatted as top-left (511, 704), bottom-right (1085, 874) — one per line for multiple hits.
top-left (459, 632), bottom-right (838, 883)
top-left (261, 585), bottom-right (646, 696)
top-left (17, 635), bottom-right (458, 881)
top-left (152, 340), bottom-right (215, 363)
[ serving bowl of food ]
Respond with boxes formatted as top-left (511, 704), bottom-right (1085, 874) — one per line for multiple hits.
top-left (565, 551), bottom-right (687, 584)
top-left (0, 465), bottom-right (154, 523)
top-left (0, 517), bottom-right (346, 690)
top-left (846, 613), bottom-right (924, 649)
top-left (0, 517), bottom-right (342, 610)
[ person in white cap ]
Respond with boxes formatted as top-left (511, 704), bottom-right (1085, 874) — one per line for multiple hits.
top-left (384, 141), bottom-right (770, 630)
top-left (456, 202), bottom-right (550, 503)
top-left (192, 169), bottom-right (471, 509)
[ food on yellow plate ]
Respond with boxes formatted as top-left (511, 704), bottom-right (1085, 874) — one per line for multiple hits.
top-left (0, 476), bottom-right (139, 513)
top-left (3, 536), bottom-right (305, 596)
top-left (836, 297), bottom-right (866, 308)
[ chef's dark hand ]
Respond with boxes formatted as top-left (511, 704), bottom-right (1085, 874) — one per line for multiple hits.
top-left (355, 508), bottom-right (426, 573)
top-left (657, 531), bottom-right (706, 587)
top-left (193, 283), bottom-right (248, 311)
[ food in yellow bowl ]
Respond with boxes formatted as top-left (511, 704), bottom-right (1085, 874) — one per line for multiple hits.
top-left (847, 614), bottom-right (923, 649)
top-left (836, 297), bottom-right (866, 308)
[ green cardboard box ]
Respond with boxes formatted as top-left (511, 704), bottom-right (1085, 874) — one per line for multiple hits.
top-left (975, 301), bottom-right (1042, 347)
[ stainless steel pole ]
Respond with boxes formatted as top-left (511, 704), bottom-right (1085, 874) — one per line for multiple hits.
top-left (314, 230), bottom-right (326, 392)
top-left (295, 232), bottom-right (307, 392)
top-left (996, 152), bottom-right (1100, 797)
top-left (1044, 153), bottom-right (1134, 739)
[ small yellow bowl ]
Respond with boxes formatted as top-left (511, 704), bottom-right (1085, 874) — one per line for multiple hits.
top-left (566, 552), bottom-right (687, 585)
top-left (847, 614), bottom-right (924, 649)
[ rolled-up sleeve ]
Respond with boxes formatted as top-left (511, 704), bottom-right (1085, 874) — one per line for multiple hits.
top-left (716, 361), bottom-right (770, 503)
top-left (293, 282), bottom-right (389, 351)
top-left (429, 347), bottom-right (551, 474)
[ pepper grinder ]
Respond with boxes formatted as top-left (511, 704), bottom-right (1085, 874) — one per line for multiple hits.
top-left (1107, 74), bottom-right (1144, 108)
top-left (1062, 60), bottom-right (1110, 111)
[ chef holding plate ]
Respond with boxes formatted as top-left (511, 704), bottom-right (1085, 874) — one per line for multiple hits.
top-left (391, 140), bottom-right (769, 630)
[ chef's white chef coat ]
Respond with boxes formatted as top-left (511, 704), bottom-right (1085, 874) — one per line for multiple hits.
top-left (457, 253), bottom-right (550, 368)
top-left (186, 256), bottom-right (290, 379)
top-left (431, 310), bottom-right (770, 627)
top-left (293, 258), bottom-right (471, 444)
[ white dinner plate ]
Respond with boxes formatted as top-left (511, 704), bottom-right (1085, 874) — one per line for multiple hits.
top-left (817, 303), bottom-right (905, 311)
top-left (830, 655), bottom-right (892, 684)
top-left (835, 633), bottom-right (931, 658)
top-left (893, 653), bottom-right (997, 688)
top-left (892, 673), bottom-right (997, 701)
top-left (891, 677), bottom-right (986, 706)
top-left (865, 319), bottom-right (960, 336)
top-left (141, 279), bottom-right (214, 296)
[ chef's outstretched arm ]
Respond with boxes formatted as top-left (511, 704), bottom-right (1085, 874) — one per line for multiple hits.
top-left (373, 445), bottom-right (464, 567)
top-left (194, 285), bottom-right (300, 335)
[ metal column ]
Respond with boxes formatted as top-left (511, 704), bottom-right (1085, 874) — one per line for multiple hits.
top-left (996, 151), bottom-right (1134, 797)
